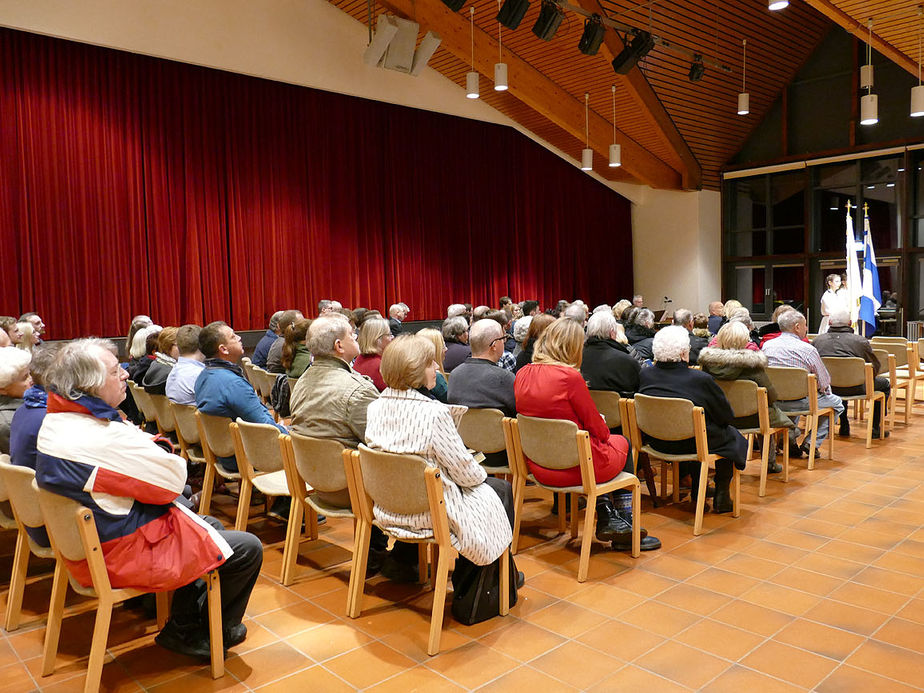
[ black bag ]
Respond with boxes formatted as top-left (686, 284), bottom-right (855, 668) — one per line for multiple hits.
top-left (450, 551), bottom-right (519, 626)
top-left (269, 374), bottom-right (291, 419)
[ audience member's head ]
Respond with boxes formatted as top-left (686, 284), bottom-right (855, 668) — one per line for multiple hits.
top-left (723, 299), bottom-right (742, 319)
top-left (715, 321), bottom-right (750, 350)
top-left (778, 310), bottom-right (806, 335)
top-left (175, 324), bottom-right (202, 358)
top-left (317, 300), bottom-right (334, 316)
top-left (672, 309), bottom-right (694, 330)
top-left (828, 308), bottom-right (851, 328)
top-left (442, 316), bottom-right (469, 344)
top-left (728, 307), bottom-right (753, 329)
top-left (352, 307), bottom-right (370, 327)
top-left (513, 315), bottom-right (533, 344)
top-left (652, 325), bottom-right (690, 363)
top-left (335, 307), bottom-right (356, 327)
top-left (521, 300), bottom-right (540, 317)
top-left (612, 299), bottom-right (631, 320)
top-left (525, 313), bottom-right (555, 346)
top-left (447, 303), bottom-right (467, 319)
top-left (593, 304), bottom-right (611, 315)
top-left (144, 329), bottom-right (161, 357)
top-left (15, 322), bottom-right (36, 352)
top-left (278, 309), bottom-right (304, 337)
top-left (469, 319), bottom-right (504, 361)
top-left (130, 325), bottom-right (159, 359)
top-left (358, 317), bottom-right (392, 356)
top-left (622, 306), bottom-right (640, 327)
top-left (473, 305), bottom-right (490, 321)
top-left (563, 303), bottom-right (588, 323)
top-left (199, 321), bottom-right (243, 362)
top-left (388, 303), bottom-right (406, 320)
top-left (485, 309), bottom-right (511, 332)
top-left (0, 346), bottom-right (32, 399)
top-left (268, 310), bottom-right (285, 334)
top-left (637, 309), bottom-right (655, 329)
top-left (416, 328), bottom-right (447, 374)
top-left (49, 338), bottom-right (125, 407)
top-left (281, 318), bottom-right (312, 370)
top-left (708, 301), bottom-right (724, 316)
top-left (126, 315), bottom-right (153, 350)
top-left (586, 310), bottom-right (617, 341)
top-left (771, 303), bottom-right (796, 323)
top-left (28, 343), bottom-right (59, 389)
top-left (1, 317), bottom-right (21, 345)
top-left (380, 334), bottom-right (436, 391)
top-left (19, 312), bottom-right (45, 337)
top-left (692, 312), bottom-right (709, 332)
top-left (632, 294), bottom-right (644, 307)
top-left (499, 296), bottom-right (512, 310)
top-left (156, 327), bottom-right (179, 358)
top-left (533, 318), bottom-right (584, 369)
top-left (307, 315), bottom-right (356, 363)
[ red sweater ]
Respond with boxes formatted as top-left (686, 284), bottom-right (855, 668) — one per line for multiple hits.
top-left (353, 353), bottom-right (386, 392)
top-left (514, 363), bottom-right (628, 486)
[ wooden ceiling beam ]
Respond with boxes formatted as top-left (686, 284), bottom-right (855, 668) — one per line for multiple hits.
top-left (801, 0), bottom-right (919, 78)
top-left (577, 0), bottom-right (702, 190)
top-left (377, 0), bottom-right (683, 189)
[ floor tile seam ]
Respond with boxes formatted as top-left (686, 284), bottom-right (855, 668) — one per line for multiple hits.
top-left (284, 627), bottom-right (369, 666)
top-left (249, 610), bottom-right (338, 641)
top-left (693, 661), bottom-right (814, 692)
top-left (667, 616), bottom-right (772, 663)
top-left (826, 656), bottom-right (924, 691)
top-left (602, 657), bottom-right (697, 691)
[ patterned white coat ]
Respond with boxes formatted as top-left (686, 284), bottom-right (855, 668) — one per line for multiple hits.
top-left (365, 388), bottom-right (512, 566)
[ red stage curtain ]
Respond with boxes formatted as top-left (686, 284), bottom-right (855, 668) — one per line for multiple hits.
top-left (0, 28), bottom-right (633, 339)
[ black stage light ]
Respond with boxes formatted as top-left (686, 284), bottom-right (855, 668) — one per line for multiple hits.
top-left (688, 55), bottom-right (705, 82)
top-left (611, 30), bottom-right (654, 74)
top-left (440, 0), bottom-right (466, 11)
top-left (532, 0), bottom-right (565, 41)
top-left (497, 0), bottom-right (530, 30)
top-left (578, 14), bottom-right (606, 56)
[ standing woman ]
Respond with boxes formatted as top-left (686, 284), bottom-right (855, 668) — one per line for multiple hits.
top-left (353, 317), bottom-right (394, 391)
top-left (819, 273), bottom-right (846, 334)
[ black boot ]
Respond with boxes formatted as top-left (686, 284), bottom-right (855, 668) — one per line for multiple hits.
top-left (712, 466), bottom-right (733, 514)
top-left (594, 498), bottom-right (631, 542)
top-left (766, 439), bottom-right (782, 474)
top-left (610, 493), bottom-right (660, 551)
top-left (838, 410), bottom-right (851, 437)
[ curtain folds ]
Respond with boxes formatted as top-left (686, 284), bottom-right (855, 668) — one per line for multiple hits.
top-left (0, 28), bottom-right (633, 339)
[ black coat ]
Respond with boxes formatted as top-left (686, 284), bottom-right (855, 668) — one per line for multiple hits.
top-left (580, 337), bottom-right (641, 398)
top-left (688, 334), bottom-right (709, 365)
top-left (388, 317), bottom-right (403, 337)
top-left (514, 338), bottom-right (535, 373)
top-left (625, 324), bottom-right (656, 345)
top-left (444, 340), bottom-right (472, 372)
top-left (637, 361), bottom-right (748, 468)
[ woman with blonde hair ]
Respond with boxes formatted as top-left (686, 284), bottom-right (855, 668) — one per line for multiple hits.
top-left (612, 299), bottom-right (632, 321)
top-left (15, 322), bottom-right (38, 353)
top-left (416, 327), bottom-right (449, 403)
top-left (515, 318), bottom-right (658, 550)
top-left (353, 317), bottom-right (393, 391)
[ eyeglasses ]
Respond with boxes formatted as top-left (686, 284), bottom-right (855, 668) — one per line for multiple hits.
top-left (489, 337), bottom-right (505, 348)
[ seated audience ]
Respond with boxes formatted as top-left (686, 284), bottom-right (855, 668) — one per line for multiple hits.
top-left (15, 322), bottom-right (38, 353)
top-left (0, 346), bottom-right (32, 454)
top-left (442, 316), bottom-right (472, 372)
top-left (512, 315), bottom-right (532, 358)
top-left (485, 310), bottom-right (517, 371)
top-left (165, 324), bottom-right (205, 406)
top-left (563, 303), bottom-right (588, 325)
top-left (692, 312), bottom-right (711, 341)
top-left (365, 334), bottom-right (519, 570)
top-left (612, 299), bottom-right (632, 322)
top-left (1, 317), bottom-right (22, 346)
top-left (416, 328), bottom-right (449, 403)
top-left (388, 303), bottom-right (406, 337)
top-left (638, 326), bottom-right (748, 513)
top-left (581, 310), bottom-right (640, 398)
top-left (674, 309), bottom-right (708, 365)
top-left (758, 304), bottom-right (797, 347)
top-left (127, 325), bottom-right (162, 383)
top-left (707, 301), bottom-right (724, 335)
top-left (762, 310), bottom-right (844, 457)
top-left (515, 318), bottom-right (658, 550)
top-left (142, 326), bottom-right (179, 395)
top-left (628, 309), bottom-right (657, 361)
top-left (125, 314), bottom-right (153, 356)
top-left (19, 313), bottom-right (45, 342)
top-left (515, 313), bottom-right (554, 372)
top-left (35, 338), bottom-right (262, 659)
top-left (317, 299), bottom-right (342, 316)
top-left (266, 310), bottom-right (304, 373)
top-left (812, 308), bottom-right (890, 438)
top-left (282, 318), bottom-right (312, 379)
top-left (353, 317), bottom-right (393, 391)
top-left (252, 311), bottom-right (284, 368)
top-left (708, 307), bottom-right (760, 351)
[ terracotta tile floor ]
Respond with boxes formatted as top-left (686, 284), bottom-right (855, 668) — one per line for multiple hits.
top-left (4, 413), bottom-right (924, 691)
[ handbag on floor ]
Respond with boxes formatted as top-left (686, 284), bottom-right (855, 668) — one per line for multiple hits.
top-left (450, 551), bottom-right (519, 626)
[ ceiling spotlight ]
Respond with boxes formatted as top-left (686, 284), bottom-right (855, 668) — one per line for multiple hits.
top-left (860, 93), bottom-right (878, 125)
top-left (532, 0), bottom-right (564, 41)
top-left (688, 55), bottom-right (705, 82)
top-left (768, 0), bottom-right (788, 10)
top-left (496, 0), bottom-right (530, 30)
top-left (578, 14), bottom-right (606, 56)
top-left (611, 30), bottom-right (654, 74)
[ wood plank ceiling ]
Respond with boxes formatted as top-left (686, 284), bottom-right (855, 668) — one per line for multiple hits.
top-left (330, 0), bottom-right (833, 190)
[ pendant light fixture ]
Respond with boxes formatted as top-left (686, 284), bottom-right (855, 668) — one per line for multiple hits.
top-left (581, 92), bottom-right (593, 171)
top-left (609, 85), bottom-right (621, 167)
top-left (495, 0), bottom-right (508, 91)
top-left (737, 38), bottom-right (749, 115)
top-left (860, 20), bottom-right (878, 125)
top-left (466, 7), bottom-right (479, 99)
top-left (912, 10), bottom-right (924, 117)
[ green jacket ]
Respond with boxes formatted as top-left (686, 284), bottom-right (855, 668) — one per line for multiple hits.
top-left (286, 345), bottom-right (312, 379)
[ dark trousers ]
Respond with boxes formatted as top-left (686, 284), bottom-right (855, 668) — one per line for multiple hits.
top-left (171, 515), bottom-right (263, 630)
top-left (835, 376), bottom-right (890, 429)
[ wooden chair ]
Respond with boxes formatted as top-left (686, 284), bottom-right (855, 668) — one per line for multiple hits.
top-left (127, 381), bottom-right (158, 431)
top-left (345, 445), bottom-right (509, 655)
top-left (821, 356), bottom-right (887, 449)
top-left (195, 411), bottom-right (242, 517)
top-left (874, 340), bottom-right (917, 424)
top-left (457, 407), bottom-right (511, 476)
top-left (625, 395), bottom-right (740, 536)
top-left (169, 401), bottom-right (208, 468)
top-left (287, 376), bottom-right (299, 393)
top-left (766, 366), bottom-right (835, 470)
top-left (872, 348), bottom-right (896, 433)
top-left (504, 415), bottom-right (640, 580)
top-left (35, 484), bottom-right (224, 691)
top-left (229, 419), bottom-right (291, 531)
top-left (588, 390), bottom-right (659, 506)
top-left (241, 357), bottom-right (255, 387)
top-left (713, 380), bottom-right (791, 497)
top-left (279, 434), bottom-right (350, 587)
top-left (250, 366), bottom-right (275, 406)
top-left (148, 393), bottom-right (178, 439)
top-left (0, 458), bottom-right (54, 631)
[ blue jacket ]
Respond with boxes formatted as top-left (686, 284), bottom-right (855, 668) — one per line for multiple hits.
top-left (9, 386), bottom-right (50, 547)
top-left (251, 330), bottom-right (277, 368)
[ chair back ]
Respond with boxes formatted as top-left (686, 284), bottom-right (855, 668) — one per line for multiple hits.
top-left (871, 336), bottom-right (907, 344)
top-left (822, 356), bottom-right (866, 389)
top-left (0, 455), bottom-right (9, 504)
top-left (287, 377), bottom-right (299, 393)
top-left (170, 402), bottom-right (202, 446)
top-left (253, 368), bottom-right (276, 401)
top-left (872, 349), bottom-right (892, 377)
top-left (0, 461), bottom-right (44, 529)
top-left (515, 415), bottom-right (580, 470)
top-left (128, 382), bottom-right (159, 424)
top-left (148, 393), bottom-right (177, 434)
top-left (241, 357), bottom-right (254, 386)
top-left (35, 483), bottom-right (87, 563)
top-left (196, 411), bottom-right (236, 458)
top-left (287, 432), bottom-right (347, 493)
top-left (588, 390), bottom-right (622, 428)
top-left (766, 366), bottom-right (809, 401)
top-left (356, 445), bottom-right (432, 516)
top-left (873, 340), bottom-right (910, 368)
top-left (713, 379), bottom-right (759, 418)
top-left (457, 408), bottom-right (506, 455)
top-left (232, 419), bottom-right (285, 473)
top-left (632, 394), bottom-right (695, 441)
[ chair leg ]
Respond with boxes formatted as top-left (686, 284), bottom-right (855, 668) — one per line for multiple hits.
top-left (499, 548), bottom-right (510, 616)
top-left (155, 591), bottom-right (169, 630)
top-left (636, 454), bottom-right (659, 508)
top-left (758, 433), bottom-right (770, 498)
top-left (827, 411), bottom-right (835, 460)
top-left (672, 462), bottom-right (681, 504)
top-left (199, 462), bottom-right (216, 516)
top-left (782, 433), bottom-right (791, 483)
top-left (347, 521), bottom-right (371, 618)
top-left (807, 415), bottom-right (820, 471)
top-left (865, 400), bottom-right (874, 449)
top-left (417, 544), bottom-right (429, 586)
top-left (205, 571), bottom-right (224, 679)
top-left (427, 545), bottom-right (452, 656)
top-left (692, 461), bottom-right (709, 536)
top-left (83, 597), bottom-right (114, 693)
top-left (280, 498), bottom-right (305, 586)
top-left (307, 505), bottom-right (319, 541)
top-left (745, 433), bottom-right (754, 462)
top-left (42, 561), bottom-right (68, 676)
top-left (234, 479), bottom-right (252, 532)
top-left (4, 530), bottom-right (30, 631)
top-left (631, 482), bottom-right (641, 558)
top-left (577, 494), bottom-right (597, 583)
top-left (569, 493), bottom-right (579, 539)
top-left (511, 477), bottom-right (525, 555)
top-left (556, 493), bottom-right (566, 534)
top-left (732, 467), bottom-right (741, 518)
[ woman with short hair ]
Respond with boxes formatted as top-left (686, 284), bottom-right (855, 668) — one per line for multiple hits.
top-left (353, 317), bottom-right (394, 391)
top-left (0, 346), bottom-right (32, 454)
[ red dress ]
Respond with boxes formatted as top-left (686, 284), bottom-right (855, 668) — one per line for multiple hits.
top-left (514, 362), bottom-right (628, 486)
top-left (353, 353), bottom-right (386, 391)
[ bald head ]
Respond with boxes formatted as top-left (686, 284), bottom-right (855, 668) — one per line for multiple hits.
top-left (469, 319), bottom-right (504, 360)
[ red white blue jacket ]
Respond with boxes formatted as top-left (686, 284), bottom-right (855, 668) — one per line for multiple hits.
top-left (36, 393), bottom-right (232, 591)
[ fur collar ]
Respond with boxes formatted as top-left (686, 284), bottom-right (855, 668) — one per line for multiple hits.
top-left (697, 347), bottom-right (767, 370)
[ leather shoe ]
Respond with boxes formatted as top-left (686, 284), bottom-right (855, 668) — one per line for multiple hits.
top-left (223, 623), bottom-right (247, 649)
top-left (712, 486), bottom-right (733, 514)
top-left (595, 502), bottom-right (632, 542)
top-left (516, 571), bottom-right (525, 589)
top-left (871, 429), bottom-right (890, 439)
top-left (789, 441), bottom-right (804, 459)
top-left (155, 621), bottom-right (211, 661)
top-left (767, 460), bottom-right (782, 474)
top-left (612, 534), bottom-right (661, 551)
top-left (838, 423), bottom-right (851, 437)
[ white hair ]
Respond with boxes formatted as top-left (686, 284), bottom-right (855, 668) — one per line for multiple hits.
top-left (828, 309), bottom-right (850, 327)
top-left (308, 315), bottom-right (351, 357)
top-left (778, 310), bottom-right (805, 333)
top-left (129, 325), bottom-right (162, 359)
top-left (637, 309), bottom-right (655, 329)
top-left (563, 304), bottom-right (587, 322)
top-left (652, 325), bottom-right (690, 363)
top-left (389, 304), bottom-right (402, 318)
top-left (442, 316), bottom-right (469, 341)
top-left (586, 311), bottom-right (617, 340)
top-left (513, 315), bottom-right (533, 343)
top-left (447, 304), bottom-right (467, 319)
top-left (49, 339), bottom-right (116, 400)
top-left (592, 304), bottom-right (611, 314)
top-left (0, 347), bottom-right (31, 389)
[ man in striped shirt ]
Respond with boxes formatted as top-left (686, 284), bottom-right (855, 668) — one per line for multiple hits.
top-left (762, 310), bottom-right (844, 457)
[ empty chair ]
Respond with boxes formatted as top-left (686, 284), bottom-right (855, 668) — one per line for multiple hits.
top-left (821, 356), bottom-right (887, 448)
top-left (229, 419), bottom-right (291, 531)
top-left (195, 410), bottom-right (242, 516)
